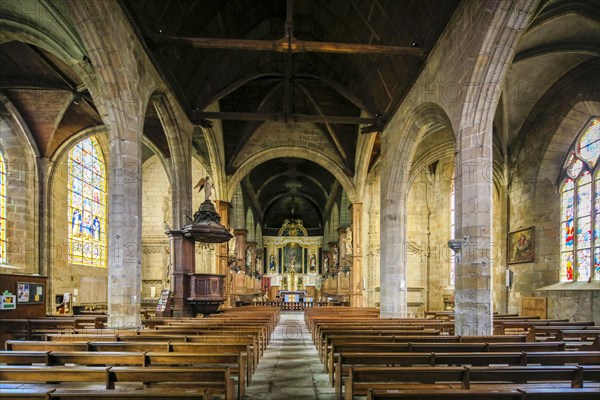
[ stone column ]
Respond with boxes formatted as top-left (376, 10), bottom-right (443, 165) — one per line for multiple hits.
top-left (38, 157), bottom-right (51, 277)
top-left (167, 230), bottom-right (194, 317)
top-left (451, 0), bottom-right (539, 337)
top-left (453, 133), bottom-right (494, 336)
top-left (107, 135), bottom-right (143, 329)
top-left (366, 204), bottom-right (380, 307)
top-left (350, 203), bottom-right (363, 307)
top-left (380, 169), bottom-right (408, 318)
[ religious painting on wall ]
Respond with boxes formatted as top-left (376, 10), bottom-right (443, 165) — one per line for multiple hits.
top-left (283, 242), bottom-right (302, 273)
top-left (508, 227), bottom-right (535, 264)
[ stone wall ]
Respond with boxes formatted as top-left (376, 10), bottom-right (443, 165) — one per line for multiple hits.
top-left (509, 114), bottom-right (599, 323)
top-left (234, 122), bottom-right (344, 170)
top-left (0, 113), bottom-right (38, 274)
top-left (141, 155), bottom-right (170, 299)
top-left (406, 158), bottom-right (454, 316)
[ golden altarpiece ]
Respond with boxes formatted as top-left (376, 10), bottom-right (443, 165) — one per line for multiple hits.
top-left (263, 219), bottom-right (322, 302)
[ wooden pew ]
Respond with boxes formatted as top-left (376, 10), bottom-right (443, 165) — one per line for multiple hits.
top-left (334, 351), bottom-right (600, 398)
top-left (6, 341), bottom-right (90, 352)
top-left (366, 388), bottom-right (600, 400)
top-left (0, 365), bottom-right (109, 386)
top-left (108, 366), bottom-right (234, 399)
top-left (529, 325), bottom-right (600, 341)
top-left (1, 350), bottom-right (247, 399)
top-left (48, 351), bottom-right (146, 366)
top-left (367, 388), bottom-right (522, 399)
top-left (0, 389), bottom-right (52, 399)
top-left (516, 388), bottom-right (600, 399)
top-left (50, 390), bottom-right (207, 399)
top-left (0, 388), bottom-right (208, 400)
top-left (146, 352), bottom-right (247, 397)
top-left (345, 365), bottom-right (599, 400)
top-left (326, 341), bottom-right (567, 376)
top-left (346, 366), bottom-right (469, 399)
top-left (1, 351), bottom-right (50, 365)
top-left (0, 365), bottom-right (234, 399)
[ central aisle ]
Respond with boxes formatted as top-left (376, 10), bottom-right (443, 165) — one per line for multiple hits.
top-left (243, 312), bottom-right (336, 400)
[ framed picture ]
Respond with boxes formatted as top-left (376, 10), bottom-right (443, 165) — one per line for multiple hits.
top-left (508, 227), bottom-right (535, 264)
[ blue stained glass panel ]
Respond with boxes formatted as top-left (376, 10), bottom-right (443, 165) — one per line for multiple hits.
top-left (562, 190), bottom-right (574, 221)
top-left (578, 118), bottom-right (600, 165)
top-left (577, 249), bottom-right (591, 282)
top-left (577, 216), bottom-right (592, 248)
top-left (577, 182), bottom-right (592, 216)
top-left (68, 137), bottom-right (106, 267)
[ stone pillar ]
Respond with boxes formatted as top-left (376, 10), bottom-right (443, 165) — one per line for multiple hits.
top-left (107, 134), bottom-right (143, 329)
top-left (38, 157), bottom-right (51, 277)
top-left (350, 203), bottom-right (363, 307)
top-left (167, 230), bottom-right (194, 317)
top-left (380, 167), bottom-right (408, 318)
top-left (366, 204), bottom-right (380, 307)
top-left (453, 133), bottom-right (494, 336)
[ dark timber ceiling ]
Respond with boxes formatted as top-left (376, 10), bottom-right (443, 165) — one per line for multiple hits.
top-left (247, 157), bottom-right (336, 236)
top-left (120, 0), bottom-right (459, 231)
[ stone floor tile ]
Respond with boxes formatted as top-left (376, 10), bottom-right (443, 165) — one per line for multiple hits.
top-left (244, 312), bottom-right (334, 400)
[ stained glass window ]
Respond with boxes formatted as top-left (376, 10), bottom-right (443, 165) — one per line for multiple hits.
top-left (68, 137), bottom-right (107, 267)
top-left (0, 152), bottom-right (6, 263)
top-left (560, 118), bottom-right (600, 282)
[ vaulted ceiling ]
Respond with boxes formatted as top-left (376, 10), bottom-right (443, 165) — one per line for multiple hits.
top-left (120, 0), bottom-right (459, 232)
top-left (0, 41), bottom-right (101, 158)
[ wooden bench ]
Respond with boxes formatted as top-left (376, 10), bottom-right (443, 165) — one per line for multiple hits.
top-left (367, 388), bottom-right (522, 399)
top-left (0, 389), bottom-right (208, 400)
top-left (1, 351), bottom-right (50, 365)
top-left (327, 341), bottom-right (567, 376)
top-left (346, 365), bottom-right (469, 399)
top-left (366, 388), bottom-right (600, 399)
top-left (0, 365), bottom-right (109, 386)
top-left (146, 352), bottom-right (247, 397)
top-left (333, 350), bottom-right (600, 395)
top-left (515, 388), bottom-right (600, 399)
top-left (345, 365), bottom-right (599, 400)
top-left (108, 366), bottom-right (234, 398)
top-left (1, 349), bottom-right (247, 399)
top-left (0, 365), bottom-right (234, 399)
top-left (6, 341), bottom-right (90, 352)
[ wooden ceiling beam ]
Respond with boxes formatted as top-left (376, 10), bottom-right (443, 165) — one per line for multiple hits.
top-left (298, 84), bottom-right (348, 163)
top-left (191, 110), bottom-right (380, 125)
top-left (227, 83), bottom-right (284, 171)
top-left (0, 79), bottom-right (73, 92)
top-left (196, 72), bottom-right (283, 109)
top-left (295, 73), bottom-right (376, 116)
top-left (163, 35), bottom-right (426, 57)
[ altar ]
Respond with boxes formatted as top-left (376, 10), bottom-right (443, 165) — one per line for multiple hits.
top-left (278, 290), bottom-right (307, 303)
